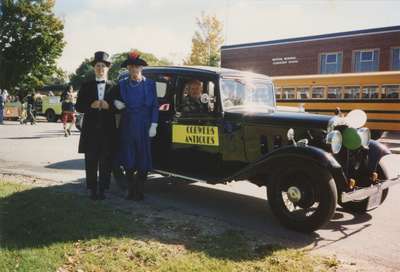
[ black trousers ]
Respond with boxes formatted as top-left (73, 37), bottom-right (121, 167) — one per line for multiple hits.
top-left (84, 152), bottom-right (111, 191)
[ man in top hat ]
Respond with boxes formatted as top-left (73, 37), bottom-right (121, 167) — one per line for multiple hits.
top-left (112, 51), bottom-right (159, 201)
top-left (75, 51), bottom-right (116, 200)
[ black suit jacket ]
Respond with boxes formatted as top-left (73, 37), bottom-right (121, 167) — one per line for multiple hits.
top-left (75, 80), bottom-right (116, 154)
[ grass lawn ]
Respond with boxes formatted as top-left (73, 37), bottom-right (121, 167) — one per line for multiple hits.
top-left (0, 180), bottom-right (338, 272)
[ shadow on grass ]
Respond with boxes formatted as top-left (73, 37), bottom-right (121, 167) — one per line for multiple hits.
top-left (0, 178), bottom-right (374, 261)
top-left (0, 183), bottom-right (287, 261)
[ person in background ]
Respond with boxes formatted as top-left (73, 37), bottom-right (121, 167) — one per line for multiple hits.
top-left (112, 51), bottom-right (159, 201)
top-left (61, 91), bottom-right (76, 137)
top-left (0, 90), bottom-right (4, 125)
top-left (25, 91), bottom-right (36, 125)
top-left (75, 51), bottom-right (116, 200)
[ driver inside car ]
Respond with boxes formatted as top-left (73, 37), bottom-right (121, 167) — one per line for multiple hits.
top-left (180, 79), bottom-right (207, 113)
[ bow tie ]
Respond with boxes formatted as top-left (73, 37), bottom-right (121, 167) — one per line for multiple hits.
top-left (96, 80), bottom-right (106, 84)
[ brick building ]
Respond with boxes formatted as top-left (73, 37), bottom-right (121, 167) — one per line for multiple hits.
top-left (221, 25), bottom-right (400, 76)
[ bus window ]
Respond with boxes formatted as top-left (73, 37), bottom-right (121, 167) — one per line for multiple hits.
top-left (311, 87), bottom-right (324, 99)
top-left (362, 86), bottom-right (379, 99)
top-left (297, 87), bottom-right (310, 99)
top-left (382, 85), bottom-right (400, 99)
top-left (327, 87), bottom-right (342, 99)
top-left (343, 86), bottom-right (360, 99)
top-left (275, 87), bottom-right (282, 99)
top-left (282, 88), bottom-right (295, 99)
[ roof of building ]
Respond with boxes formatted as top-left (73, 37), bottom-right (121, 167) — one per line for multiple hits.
top-left (221, 25), bottom-right (400, 51)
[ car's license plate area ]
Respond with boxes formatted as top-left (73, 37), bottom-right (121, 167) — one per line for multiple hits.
top-left (367, 187), bottom-right (383, 210)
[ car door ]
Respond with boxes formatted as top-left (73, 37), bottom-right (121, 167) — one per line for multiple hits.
top-left (144, 72), bottom-right (176, 169)
top-left (168, 73), bottom-right (224, 179)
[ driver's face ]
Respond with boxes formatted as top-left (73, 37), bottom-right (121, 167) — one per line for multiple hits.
top-left (190, 83), bottom-right (203, 98)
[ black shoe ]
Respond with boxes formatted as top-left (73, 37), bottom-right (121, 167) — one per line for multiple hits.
top-left (89, 189), bottom-right (97, 200)
top-left (67, 129), bottom-right (71, 135)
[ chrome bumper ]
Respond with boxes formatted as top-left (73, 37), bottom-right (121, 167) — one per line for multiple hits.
top-left (341, 175), bottom-right (400, 203)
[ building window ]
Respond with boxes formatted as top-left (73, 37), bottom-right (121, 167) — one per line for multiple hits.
top-left (320, 52), bottom-right (342, 74)
top-left (392, 48), bottom-right (400, 70)
top-left (353, 49), bottom-right (379, 72)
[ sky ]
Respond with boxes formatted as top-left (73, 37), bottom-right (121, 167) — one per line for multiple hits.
top-left (54, 0), bottom-right (400, 74)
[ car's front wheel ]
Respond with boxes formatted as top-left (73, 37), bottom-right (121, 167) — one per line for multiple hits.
top-left (267, 162), bottom-right (337, 233)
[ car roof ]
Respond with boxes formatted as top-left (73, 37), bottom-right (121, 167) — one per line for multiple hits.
top-left (143, 65), bottom-right (272, 81)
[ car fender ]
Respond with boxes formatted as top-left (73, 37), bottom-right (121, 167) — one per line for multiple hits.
top-left (231, 145), bottom-right (347, 190)
top-left (367, 140), bottom-right (391, 173)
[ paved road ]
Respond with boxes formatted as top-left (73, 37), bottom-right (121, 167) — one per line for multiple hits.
top-left (1, 121), bottom-right (400, 270)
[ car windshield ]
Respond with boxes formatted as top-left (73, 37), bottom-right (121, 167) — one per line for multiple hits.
top-left (220, 78), bottom-right (275, 111)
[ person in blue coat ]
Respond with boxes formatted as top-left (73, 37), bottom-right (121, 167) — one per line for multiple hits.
top-left (112, 51), bottom-right (159, 201)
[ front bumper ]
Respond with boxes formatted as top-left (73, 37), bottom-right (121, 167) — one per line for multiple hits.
top-left (341, 153), bottom-right (400, 203)
top-left (341, 175), bottom-right (400, 203)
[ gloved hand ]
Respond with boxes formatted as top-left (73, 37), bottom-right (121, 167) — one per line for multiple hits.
top-left (114, 100), bottom-right (126, 110)
top-left (149, 123), bottom-right (158, 138)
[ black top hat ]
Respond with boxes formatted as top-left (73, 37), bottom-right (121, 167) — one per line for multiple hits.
top-left (121, 51), bottom-right (148, 67)
top-left (91, 51), bottom-right (111, 67)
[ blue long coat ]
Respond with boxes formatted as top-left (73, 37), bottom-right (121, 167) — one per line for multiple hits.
top-left (116, 77), bottom-right (159, 172)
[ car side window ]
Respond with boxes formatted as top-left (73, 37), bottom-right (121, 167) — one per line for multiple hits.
top-left (176, 76), bottom-right (216, 114)
top-left (144, 73), bottom-right (176, 112)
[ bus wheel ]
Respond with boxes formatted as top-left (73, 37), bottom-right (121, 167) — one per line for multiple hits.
top-left (267, 163), bottom-right (337, 232)
top-left (45, 109), bottom-right (58, 122)
top-left (371, 130), bottom-right (384, 140)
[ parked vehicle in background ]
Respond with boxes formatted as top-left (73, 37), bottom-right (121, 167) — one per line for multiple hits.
top-left (35, 85), bottom-right (76, 122)
top-left (3, 100), bottom-right (22, 121)
top-left (273, 71), bottom-right (400, 139)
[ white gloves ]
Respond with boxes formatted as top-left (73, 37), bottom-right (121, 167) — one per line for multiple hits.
top-left (114, 100), bottom-right (126, 110)
top-left (149, 123), bottom-right (158, 138)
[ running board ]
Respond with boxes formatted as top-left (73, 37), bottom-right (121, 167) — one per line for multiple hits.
top-left (153, 169), bottom-right (209, 183)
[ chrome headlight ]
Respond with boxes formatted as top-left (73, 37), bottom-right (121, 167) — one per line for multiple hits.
top-left (325, 130), bottom-right (342, 154)
top-left (357, 127), bottom-right (370, 148)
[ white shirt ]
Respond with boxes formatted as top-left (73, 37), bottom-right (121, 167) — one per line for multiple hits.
top-left (96, 78), bottom-right (106, 100)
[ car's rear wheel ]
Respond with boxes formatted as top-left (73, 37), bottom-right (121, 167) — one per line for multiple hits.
top-left (267, 162), bottom-right (337, 233)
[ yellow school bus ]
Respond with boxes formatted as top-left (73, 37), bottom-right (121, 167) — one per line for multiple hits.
top-left (273, 71), bottom-right (400, 138)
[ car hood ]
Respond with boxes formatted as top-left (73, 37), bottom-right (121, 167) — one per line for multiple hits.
top-left (224, 109), bottom-right (332, 130)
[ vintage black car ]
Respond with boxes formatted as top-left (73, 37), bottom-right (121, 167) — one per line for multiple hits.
top-left (117, 66), bottom-right (400, 233)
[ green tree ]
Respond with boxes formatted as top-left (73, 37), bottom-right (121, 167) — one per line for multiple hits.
top-left (185, 12), bottom-right (224, 67)
top-left (108, 50), bottom-right (171, 82)
top-left (70, 50), bottom-right (171, 89)
top-left (69, 59), bottom-right (94, 89)
top-left (0, 0), bottom-right (65, 94)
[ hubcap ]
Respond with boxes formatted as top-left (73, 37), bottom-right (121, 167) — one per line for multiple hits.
top-left (287, 186), bottom-right (302, 203)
